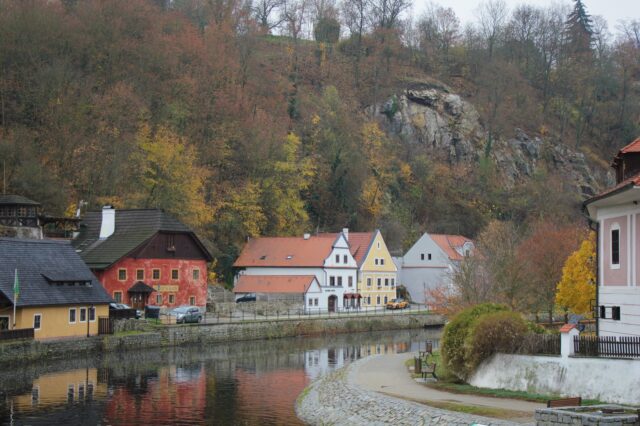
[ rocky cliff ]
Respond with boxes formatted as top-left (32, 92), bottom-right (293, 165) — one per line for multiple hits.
top-left (375, 81), bottom-right (608, 199)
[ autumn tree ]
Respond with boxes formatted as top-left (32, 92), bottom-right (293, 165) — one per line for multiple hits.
top-left (556, 232), bottom-right (596, 316)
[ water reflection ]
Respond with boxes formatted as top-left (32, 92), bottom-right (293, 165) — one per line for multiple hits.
top-left (1, 328), bottom-right (440, 425)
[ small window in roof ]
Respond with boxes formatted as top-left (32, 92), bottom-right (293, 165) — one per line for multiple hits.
top-left (260, 255), bottom-right (267, 260)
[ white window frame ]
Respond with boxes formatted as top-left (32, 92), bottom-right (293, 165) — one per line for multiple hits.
top-left (113, 291), bottom-right (122, 303)
top-left (89, 307), bottom-right (96, 322)
top-left (33, 313), bottom-right (42, 330)
top-left (79, 307), bottom-right (87, 323)
top-left (189, 296), bottom-right (196, 306)
top-left (193, 268), bottom-right (200, 280)
top-left (69, 308), bottom-right (77, 324)
top-left (117, 268), bottom-right (127, 282)
top-left (611, 222), bottom-right (621, 269)
top-left (136, 269), bottom-right (145, 280)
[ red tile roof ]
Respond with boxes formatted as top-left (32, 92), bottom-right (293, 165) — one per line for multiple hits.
top-left (345, 232), bottom-right (375, 266)
top-left (559, 323), bottom-right (577, 333)
top-left (430, 234), bottom-right (472, 261)
top-left (234, 275), bottom-right (317, 293)
top-left (619, 137), bottom-right (640, 154)
top-left (584, 173), bottom-right (640, 206)
top-left (233, 236), bottom-right (337, 267)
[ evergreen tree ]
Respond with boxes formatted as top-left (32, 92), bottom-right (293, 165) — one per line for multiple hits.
top-left (564, 0), bottom-right (594, 55)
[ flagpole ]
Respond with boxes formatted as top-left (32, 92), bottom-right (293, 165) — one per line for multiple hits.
top-left (12, 268), bottom-right (18, 330)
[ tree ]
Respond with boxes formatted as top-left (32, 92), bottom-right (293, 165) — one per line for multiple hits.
top-left (476, 0), bottom-right (508, 60)
top-left (251, 0), bottom-right (286, 32)
top-left (556, 232), bottom-right (596, 316)
top-left (564, 0), bottom-right (593, 56)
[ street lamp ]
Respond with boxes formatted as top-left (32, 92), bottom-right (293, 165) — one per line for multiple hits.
top-left (86, 304), bottom-right (94, 337)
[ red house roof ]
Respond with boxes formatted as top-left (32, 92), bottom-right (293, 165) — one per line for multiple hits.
top-left (233, 236), bottom-right (337, 267)
top-left (430, 234), bottom-right (472, 261)
top-left (234, 275), bottom-right (317, 293)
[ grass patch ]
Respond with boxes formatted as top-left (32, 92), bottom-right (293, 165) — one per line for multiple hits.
top-left (422, 400), bottom-right (527, 419)
top-left (296, 386), bottom-right (311, 405)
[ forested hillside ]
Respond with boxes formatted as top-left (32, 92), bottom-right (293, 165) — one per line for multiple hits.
top-left (0, 0), bottom-right (638, 282)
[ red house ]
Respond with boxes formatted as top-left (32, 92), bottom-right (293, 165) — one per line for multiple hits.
top-left (72, 207), bottom-right (212, 309)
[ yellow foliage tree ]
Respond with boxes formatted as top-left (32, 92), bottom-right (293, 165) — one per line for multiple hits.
top-left (555, 232), bottom-right (596, 316)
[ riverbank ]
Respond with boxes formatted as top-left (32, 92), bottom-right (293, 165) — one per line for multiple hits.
top-left (296, 353), bottom-right (525, 426)
top-left (0, 312), bottom-right (444, 365)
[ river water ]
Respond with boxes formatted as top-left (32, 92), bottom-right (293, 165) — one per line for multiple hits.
top-left (0, 328), bottom-right (441, 425)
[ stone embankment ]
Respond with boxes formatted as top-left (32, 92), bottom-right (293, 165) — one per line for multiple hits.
top-left (296, 355), bottom-right (519, 426)
top-left (0, 312), bottom-right (443, 365)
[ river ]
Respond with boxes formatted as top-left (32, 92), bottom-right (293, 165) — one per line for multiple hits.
top-left (0, 328), bottom-right (441, 425)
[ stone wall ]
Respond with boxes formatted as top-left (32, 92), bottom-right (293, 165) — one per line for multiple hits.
top-left (535, 406), bottom-right (639, 425)
top-left (469, 353), bottom-right (640, 405)
top-left (0, 313), bottom-right (443, 366)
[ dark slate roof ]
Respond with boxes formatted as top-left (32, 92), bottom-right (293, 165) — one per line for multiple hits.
top-left (128, 281), bottom-right (155, 293)
top-left (0, 238), bottom-right (112, 307)
top-left (72, 209), bottom-right (212, 269)
top-left (0, 194), bottom-right (40, 206)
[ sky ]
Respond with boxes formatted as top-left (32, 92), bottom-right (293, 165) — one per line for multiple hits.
top-left (412, 0), bottom-right (640, 32)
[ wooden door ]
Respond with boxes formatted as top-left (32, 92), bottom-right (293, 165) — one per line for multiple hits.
top-left (328, 295), bottom-right (336, 313)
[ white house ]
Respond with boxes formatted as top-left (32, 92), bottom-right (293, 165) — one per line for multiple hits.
top-left (585, 136), bottom-right (640, 337)
top-left (394, 233), bottom-right (473, 305)
top-left (233, 230), bottom-right (358, 312)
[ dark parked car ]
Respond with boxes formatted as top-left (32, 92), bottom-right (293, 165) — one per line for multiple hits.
top-left (170, 306), bottom-right (203, 324)
top-left (109, 302), bottom-right (142, 319)
top-left (235, 295), bottom-right (256, 303)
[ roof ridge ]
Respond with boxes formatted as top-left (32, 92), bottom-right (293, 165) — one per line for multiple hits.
top-left (0, 238), bottom-right (69, 245)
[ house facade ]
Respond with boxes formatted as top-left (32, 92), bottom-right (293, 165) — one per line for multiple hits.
top-left (585, 137), bottom-right (640, 337)
top-left (72, 207), bottom-right (212, 309)
top-left (0, 238), bottom-right (111, 339)
top-left (395, 233), bottom-right (474, 305)
top-left (233, 231), bottom-right (358, 312)
top-left (348, 231), bottom-right (398, 309)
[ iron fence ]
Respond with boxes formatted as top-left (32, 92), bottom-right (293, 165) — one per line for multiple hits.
top-left (574, 335), bottom-right (640, 358)
top-left (0, 328), bottom-right (34, 341)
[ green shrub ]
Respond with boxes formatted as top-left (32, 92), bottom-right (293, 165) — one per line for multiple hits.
top-left (466, 311), bottom-right (528, 373)
top-left (441, 303), bottom-right (508, 381)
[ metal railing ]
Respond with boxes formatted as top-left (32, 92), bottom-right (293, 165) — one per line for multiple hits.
top-left (574, 335), bottom-right (640, 358)
top-left (0, 328), bottom-right (35, 341)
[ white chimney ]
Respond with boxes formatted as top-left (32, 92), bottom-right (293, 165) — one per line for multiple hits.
top-left (342, 228), bottom-right (349, 241)
top-left (99, 205), bottom-right (115, 240)
top-left (303, 233), bottom-right (311, 240)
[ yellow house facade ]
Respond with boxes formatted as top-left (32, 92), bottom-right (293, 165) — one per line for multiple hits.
top-left (347, 231), bottom-right (398, 309)
top-left (0, 238), bottom-right (112, 340)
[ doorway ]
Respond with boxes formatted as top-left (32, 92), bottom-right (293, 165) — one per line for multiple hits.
top-left (328, 295), bottom-right (337, 313)
top-left (0, 316), bottom-right (9, 330)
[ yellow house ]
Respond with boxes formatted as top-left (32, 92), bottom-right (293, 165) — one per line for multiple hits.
top-left (0, 238), bottom-right (112, 340)
top-left (346, 231), bottom-right (398, 309)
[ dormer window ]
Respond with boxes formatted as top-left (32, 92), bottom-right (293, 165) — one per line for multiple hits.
top-left (260, 255), bottom-right (267, 260)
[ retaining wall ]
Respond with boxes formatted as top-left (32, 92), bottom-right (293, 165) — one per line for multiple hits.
top-left (0, 313), bottom-right (443, 366)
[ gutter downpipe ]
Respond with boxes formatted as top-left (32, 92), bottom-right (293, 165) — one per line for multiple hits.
top-left (582, 204), bottom-right (599, 337)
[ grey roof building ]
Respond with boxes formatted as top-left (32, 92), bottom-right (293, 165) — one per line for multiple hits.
top-left (0, 238), bottom-right (112, 308)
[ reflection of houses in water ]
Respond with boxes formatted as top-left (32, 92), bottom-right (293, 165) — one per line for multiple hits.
top-left (104, 364), bottom-right (206, 425)
top-left (12, 368), bottom-right (107, 410)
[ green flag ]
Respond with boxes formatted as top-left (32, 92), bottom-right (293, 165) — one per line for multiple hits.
top-left (13, 268), bottom-right (19, 303)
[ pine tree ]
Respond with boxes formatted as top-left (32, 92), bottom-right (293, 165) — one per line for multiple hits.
top-left (564, 0), bottom-right (594, 56)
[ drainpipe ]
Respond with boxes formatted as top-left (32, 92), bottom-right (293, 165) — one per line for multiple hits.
top-left (582, 207), bottom-right (599, 337)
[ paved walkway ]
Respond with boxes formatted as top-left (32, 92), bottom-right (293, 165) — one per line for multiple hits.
top-left (354, 352), bottom-right (544, 423)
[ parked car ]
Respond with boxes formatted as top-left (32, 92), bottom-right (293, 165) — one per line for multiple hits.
top-left (235, 295), bottom-right (256, 303)
top-left (386, 298), bottom-right (408, 310)
top-left (170, 306), bottom-right (203, 324)
top-left (109, 302), bottom-right (142, 319)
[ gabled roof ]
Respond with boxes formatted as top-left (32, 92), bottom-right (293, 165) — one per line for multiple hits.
top-left (0, 194), bottom-right (40, 206)
top-left (584, 172), bottom-right (640, 207)
top-left (0, 238), bottom-right (111, 307)
top-left (430, 234), bottom-right (473, 261)
top-left (72, 209), bottom-right (211, 269)
top-left (234, 275), bottom-right (317, 294)
top-left (128, 281), bottom-right (156, 294)
top-left (233, 236), bottom-right (338, 267)
top-left (345, 232), bottom-right (375, 266)
top-left (612, 137), bottom-right (640, 166)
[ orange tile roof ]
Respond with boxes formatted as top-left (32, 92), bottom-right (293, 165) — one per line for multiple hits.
top-left (619, 137), bottom-right (640, 154)
top-left (559, 323), bottom-right (577, 333)
top-left (430, 234), bottom-right (472, 261)
top-left (585, 172), bottom-right (640, 206)
top-left (345, 232), bottom-right (375, 266)
top-left (233, 236), bottom-right (337, 267)
top-left (234, 275), bottom-right (317, 293)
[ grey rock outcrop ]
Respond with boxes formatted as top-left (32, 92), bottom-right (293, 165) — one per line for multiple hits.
top-left (375, 82), bottom-right (607, 198)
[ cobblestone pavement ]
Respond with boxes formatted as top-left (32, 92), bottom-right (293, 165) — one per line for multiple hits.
top-left (296, 355), bottom-right (526, 426)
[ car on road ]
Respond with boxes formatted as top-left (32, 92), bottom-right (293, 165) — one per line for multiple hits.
top-left (170, 306), bottom-right (203, 324)
top-left (386, 298), bottom-right (409, 310)
top-left (235, 295), bottom-right (256, 303)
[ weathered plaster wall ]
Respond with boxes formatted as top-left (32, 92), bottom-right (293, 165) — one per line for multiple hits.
top-left (469, 353), bottom-right (640, 405)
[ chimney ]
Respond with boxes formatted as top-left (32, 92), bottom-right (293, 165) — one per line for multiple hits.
top-left (342, 228), bottom-right (349, 241)
top-left (303, 233), bottom-right (311, 240)
top-left (99, 205), bottom-right (115, 240)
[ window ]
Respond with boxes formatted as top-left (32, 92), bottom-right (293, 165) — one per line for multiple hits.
top-left (152, 269), bottom-right (160, 280)
top-left (114, 291), bottom-right (122, 303)
top-left (190, 296), bottom-right (196, 306)
top-left (384, 296), bottom-right (388, 304)
top-left (156, 294), bottom-right (163, 304)
top-left (69, 308), bottom-right (76, 324)
top-left (367, 296), bottom-right (371, 305)
top-left (428, 253), bottom-right (432, 260)
top-left (343, 254), bottom-right (348, 263)
top-left (80, 308), bottom-right (87, 322)
top-left (171, 269), bottom-right (179, 280)
top-left (89, 307), bottom-right (96, 322)
top-left (600, 305), bottom-right (607, 319)
top-left (193, 268), bottom-right (200, 280)
top-left (337, 276), bottom-right (343, 286)
top-left (348, 276), bottom-right (353, 288)
top-left (377, 242), bottom-right (381, 249)
top-left (367, 278), bottom-right (372, 287)
top-left (421, 253), bottom-right (425, 260)
top-left (169, 294), bottom-right (175, 304)
top-left (612, 306), bottom-right (621, 321)
top-left (315, 298), bottom-right (319, 306)
top-left (612, 227), bottom-right (620, 266)
top-left (31, 387), bottom-right (39, 405)
top-left (380, 258), bottom-right (385, 265)
top-left (374, 258), bottom-right (379, 265)
top-left (33, 314), bottom-right (41, 330)
top-left (136, 269), bottom-right (144, 280)
top-left (67, 385), bottom-right (74, 403)
top-left (117, 269), bottom-right (127, 281)
top-left (391, 278), bottom-right (395, 287)
top-left (376, 296), bottom-right (380, 305)
top-left (330, 276), bottom-right (335, 286)
top-left (384, 278), bottom-right (389, 287)
top-left (377, 278), bottom-right (382, 287)
top-left (336, 254), bottom-right (340, 263)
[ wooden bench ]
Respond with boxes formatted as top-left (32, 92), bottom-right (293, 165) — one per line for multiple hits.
top-left (547, 397), bottom-right (581, 408)
top-left (421, 362), bottom-right (437, 380)
top-left (419, 341), bottom-right (433, 359)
